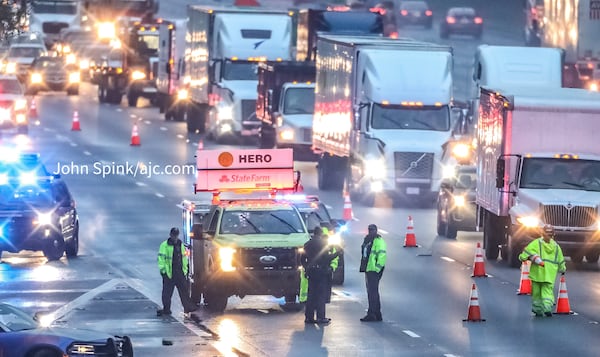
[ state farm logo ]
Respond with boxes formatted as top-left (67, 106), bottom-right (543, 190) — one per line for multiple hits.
top-left (219, 175), bottom-right (231, 183)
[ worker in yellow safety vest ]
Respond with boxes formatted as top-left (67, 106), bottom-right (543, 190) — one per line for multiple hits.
top-left (299, 226), bottom-right (339, 304)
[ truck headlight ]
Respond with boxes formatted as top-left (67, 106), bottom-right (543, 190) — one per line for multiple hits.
top-left (6, 62), bottom-right (16, 74)
top-left (131, 70), bottom-right (146, 80)
top-left (279, 129), bottom-right (294, 141)
top-left (35, 212), bottom-right (53, 225)
top-left (364, 158), bottom-right (386, 180)
top-left (452, 143), bottom-right (471, 160)
top-left (453, 195), bottom-right (466, 207)
top-left (517, 216), bottom-right (540, 228)
top-left (79, 59), bottom-right (89, 70)
top-left (31, 72), bottom-right (42, 84)
top-left (217, 106), bottom-right (233, 121)
top-left (177, 88), bottom-right (189, 100)
top-left (14, 99), bottom-right (27, 111)
top-left (66, 53), bottom-right (76, 64)
top-left (328, 233), bottom-right (342, 246)
top-left (590, 82), bottom-right (599, 92)
top-left (219, 247), bottom-right (236, 272)
top-left (442, 164), bottom-right (456, 179)
top-left (69, 72), bottom-right (80, 83)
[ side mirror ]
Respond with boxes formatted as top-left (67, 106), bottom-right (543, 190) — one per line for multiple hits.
top-left (190, 223), bottom-right (203, 240)
top-left (496, 158), bottom-right (506, 188)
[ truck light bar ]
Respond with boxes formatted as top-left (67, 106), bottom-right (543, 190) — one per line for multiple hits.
top-left (553, 154), bottom-right (579, 159)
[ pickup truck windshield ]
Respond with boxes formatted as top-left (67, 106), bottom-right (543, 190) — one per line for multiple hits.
top-left (222, 61), bottom-right (258, 81)
top-left (220, 209), bottom-right (305, 235)
top-left (283, 88), bottom-right (314, 114)
top-left (520, 158), bottom-right (600, 192)
top-left (371, 104), bottom-right (450, 131)
top-left (32, 1), bottom-right (77, 15)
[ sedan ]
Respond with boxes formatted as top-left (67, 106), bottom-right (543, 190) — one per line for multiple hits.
top-left (0, 303), bottom-right (133, 357)
top-left (440, 7), bottom-right (483, 39)
top-left (398, 1), bottom-right (433, 29)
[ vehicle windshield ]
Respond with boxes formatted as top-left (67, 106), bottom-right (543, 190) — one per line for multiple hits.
top-left (0, 79), bottom-right (23, 94)
top-left (401, 1), bottom-right (428, 10)
top-left (220, 209), bottom-right (305, 235)
top-left (8, 47), bottom-right (44, 58)
top-left (33, 57), bottom-right (65, 69)
top-left (136, 34), bottom-right (159, 53)
top-left (32, 1), bottom-right (77, 15)
top-left (283, 88), bottom-right (314, 115)
top-left (320, 12), bottom-right (383, 34)
top-left (455, 168), bottom-right (477, 189)
top-left (222, 61), bottom-right (258, 81)
top-left (0, 304), bottom-right (38, 332)
top-left (371, 104), bottom-right (450, 131)
top-left (520, 158), bottom-right (600, 192)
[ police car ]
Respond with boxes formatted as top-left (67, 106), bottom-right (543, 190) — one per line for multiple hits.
top-left (0, 149), bottom-right (79, 261)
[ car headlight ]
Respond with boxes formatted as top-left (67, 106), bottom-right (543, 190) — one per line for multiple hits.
top-left (6, 62), bottom-right (16, 74)
top-left (31, 72), bottom-right (42, 84)
top-left (131, 70), bottom-right (146, 80)
top-left (328, 233), bottom-right (342, 246)
top-left (69, 72), bottom-right (80, 83)
top-left (97, 22), bottom-right (116, 40)
top-left (219, 247), bottom-right (236, 272)
top-left (453, 195), bottom-right (466, 207)
top-left (66, 53), bottom-right (76, 65)
top-left (14, 99), bottom-right (27, 111)
top-left (364, 158), bottom-right (386, 180)
top-left (279, 129), bottom-right (294, 141)
top-left (217, 106), bottom-right (233, 121)
top-left (63, 45), bottom-right (71, 54)
top-left (79, 59), bottom-right (89, 70)
top-left (35, 212), bottom-right (53, 225)
top-left (517, 216), bottom-right (540, 228)
top-left (177, 88), bottom-right (189, 100)
top-left (19, 171), bottom-right (37, 186)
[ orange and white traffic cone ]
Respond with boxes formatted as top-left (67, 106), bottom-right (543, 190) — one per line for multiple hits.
top-left (403, 215), bottom-right (418, 247)
top-left (29, 99), bottom-right (38, 119)
top-left (130, 124), bottom-right (141, 146)
top-left (471, 242), bottom-right (488, 277)
top-left (554, 275), bottom-right (573, 314)
top-left (342, 191), bottom-right (353, 221)
top-left (517, 260), bottom-right (532, 295)
top-left (71, 111), bottom-right (81, 131)
top-left (463, 283), bottom-right (485, 322)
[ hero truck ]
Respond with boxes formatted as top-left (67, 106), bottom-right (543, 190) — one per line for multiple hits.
top-left (184, 6), bottom-right (293, 138)
top-left (156, 19), bottom-right (187, 121)
top-left (181, 148), bottom-right (311, 312)
top-left (312, 35), bottom-right (455, 206)
top-left (477, 86), bottom-right (600, 267)
top-left (525, 0), bottom-right (600, 90)
top-left (256, 61), bottom-right (316, 157)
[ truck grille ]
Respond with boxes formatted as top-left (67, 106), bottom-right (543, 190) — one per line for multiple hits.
top-left (42, 22), bottom-right (68, 34)
top-left (542, 205), bottom-right (597, 228)
top-left (394, 152), bottom-right (434, 179)
top-left (302, 128), bottom-right (312, 142)
top-left (241, 100), bottom-right (257, 123)
top-left (239, 247), bottom-right (298, 270)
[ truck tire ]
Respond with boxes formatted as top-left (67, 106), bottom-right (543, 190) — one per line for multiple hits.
top-left (570, 253), bottom-right (584, 264)
top-left (107, 89), bottom-right (122, 105)
top-left (317, 155), bottom-right (346, 191)
top-left (586, 252), bottom-right (599, 263)
top-left (67, 86), bottom-right (79, 96)
top-left (259, 124), bottom-right (276, 149)
top-left (445, 219), bottom-right (458, 239)
top-left (190, 279), bottom-right (203, 305)
top-left (204, 289), bottom-right (228, 312)
top-left (483, 211), bottom-right (501, 260)
top-left (98, 83), bottom-right (107, 103)
top-left (127, 93), bottom-right (139, 107)
top-left (187, 104), bottom-right (205, 133)
top-left (436, 200), bottom-right (448, 236)
top-left (43, 234), bottom-right (65, 262)
top-left (173, 105), bottom-right (185, 122)
top-left (65, 223), bottom-right (79, 258)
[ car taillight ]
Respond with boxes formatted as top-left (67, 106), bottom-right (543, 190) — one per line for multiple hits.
top-left (446, 16), bottom-right (456, 24)
top-left (474, 17), bottom-right (483, 24)
top-left (425, 10), bottom-right (432, 16)
top-left (401, 9), bottom-right (408, 16)
top-left (389, 31), bottom-right (399, 38)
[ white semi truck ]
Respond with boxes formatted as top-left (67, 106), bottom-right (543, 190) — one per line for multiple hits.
top-left (526, 0), bottom-right (600, 89)
top-left (29, 0), bottom-right (84, 48)
top-left (185, 6), bottom-right (293, 138)
top-left (156, 19), bottom-right (187, 121)
top-left (477, 86), bottom-right (600, 267)
top-left (312, 35), bottom-right (454, 205)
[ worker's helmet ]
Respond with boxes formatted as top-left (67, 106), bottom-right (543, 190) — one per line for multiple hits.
top-left (542, 224), bottom-right (554, 236)
top-left (170, 227), bottom-right (180, 237)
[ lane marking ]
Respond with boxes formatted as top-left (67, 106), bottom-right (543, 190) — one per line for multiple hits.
top-left (402, 330), bottom-right (420, 338)
top-left (135, 181), bottom-right (147, 187)
top-left (69, 142), bottom-right (77, 147)
top-left (155, 193), bottom-right (164, 198)
top-left (142, 119), bottom-right (149, 123)
top-left (379, 229), bottom-right (388, 234)
top-left (130, 114), bottom-right (136, 119)
top-left (83, 150), bottom-right (92, 156)
top-left (159, 126), bottom-right (167, 131)
top-left (49, 279), bottom-right (122, 323)
top-left (441, 256), bottom-right (455, 262)
top-left (116, 108), bottom-right (122, 112)
top-left (444, 354), bottom-right (460, 357)
top-left (176, 134), bottom-right (184, 139)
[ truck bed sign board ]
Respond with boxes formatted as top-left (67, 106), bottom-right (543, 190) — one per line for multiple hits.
top-left (196, 148), bottom-right (294, 191)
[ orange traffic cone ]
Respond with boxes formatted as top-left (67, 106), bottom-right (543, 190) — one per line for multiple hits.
top-left (403, 216), bottom-right (418, 247)
top-left (130, 124), bottom-right (141, 146)
top-left (554, 275), bottom-right (573, 314)
top-left (342, 191), bottom-right (353, 221)
top-left (517, 260), bottom-right (532, 295)
top-left (463, 283), bottom-right (485, 322)
top-left (29, 99), bottom-right (38, 118)
top-left (471, 242), bottom-right (488, 277)
top-left (197, 139), bottom-right (204, 150)
top-left (71, 111), bottom-right (81, 131)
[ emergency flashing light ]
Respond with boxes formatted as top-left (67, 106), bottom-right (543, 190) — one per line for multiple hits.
top-left (0, 173), bottom-right (8, 185)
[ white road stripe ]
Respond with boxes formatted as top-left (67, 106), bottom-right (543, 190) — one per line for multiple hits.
top-left (135, 181), bottom-right (147, 187)
top-left (176, 134), bottom-right (184, 139)
top-left (444, 354), bottom-right (460, 357)
top-left (441, 256), bottom-right (455, 262)
top-left (159, 126), bottom-right (168, 131)
top-left (83, 150), bottom-right (92, 156)
top-left (155, 193), bottom-right (164, 198)
top-left (130, 114), bottom-right (136, 118)
top-left (402, 330), bottom-right (420, 338)
top-left (116, 108), bottom-right (122, 112)
top-left (378, 229), bottom-right (388, 234)
top-left (48, 279), bottom-right (122, 323)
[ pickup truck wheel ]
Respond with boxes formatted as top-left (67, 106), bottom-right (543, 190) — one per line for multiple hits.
top-left (127, 94), bottom-right (138, 107)
top-left (98, 84), bottom-right (107, 103)
top-left (173, 106), bottom-right (185, 122)
top-left (43, 234), bottom-right (65, 261)
top-left (66, 87), bottom-right (79, 96)
top-left (65, 223), bottom-right (79, 258)
top-left (204, 289), bottom-right (228, 312)
top-left (30, 348), bottom-right (62, 357)
top-left (436, 201), bottom-right (448, 236)
top-left (571, 253), bottom-right (584, 264)
top-left (190, 279), bottom-right (203, 305)
top-left (445, 216), bottom-right (458, 239)
top-left (586, 253), bottom-right (599, 263)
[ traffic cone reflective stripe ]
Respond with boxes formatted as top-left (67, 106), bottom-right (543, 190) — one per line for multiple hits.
top-left (471, 242), bottom-right (488, 277)
top-left (130, 124), bottom-right (141, 146)
top-left (463, 283), bottom-right (485, 322)
top-left (342, 192), bottom-right (353, 221)
top-left (517, 260), bottom-right (532, 295)
top-left (554, 275), bottom-right (573, 314)
top-left (29, 99), bottom-right (38, 118)
top-left (71, 111), bottom-right (81, 131)
top-left (403, 215), bottom-right (418, 247)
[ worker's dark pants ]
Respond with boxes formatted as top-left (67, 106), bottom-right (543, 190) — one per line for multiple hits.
top-left (305, 269), bottom-right (328, 320)
top-left (162, 273), bottom-right (194, 313)
top-left (366, 270), bottom-right (383, 318)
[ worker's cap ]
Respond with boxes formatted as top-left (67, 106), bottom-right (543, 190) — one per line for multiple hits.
top-left (368, 224), bottom-right (378, 231)
top-left (542, 224), bottom-right (554, 235)
top-left (170, 227), bottom-right (180, 237)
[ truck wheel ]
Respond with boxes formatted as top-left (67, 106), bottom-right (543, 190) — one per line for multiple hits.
top-left (332, 254), bottom-right (345, 285)
top-left (67, 87), bottom-right (79, 96)
top-left (259, 124), bottom-right (276, 149)
top-left (317, 161), bottom-right (331, 190)
top-left (173, 106), bottom-right (185, 122)
top-left (204, 289), bottom-right (228, 312)
top-left (586, 252), bottom-right (599, 264)
top-left (43, 235), bottom-right (65, 262)
top-left (187, 104), bottom-right (203, 133)
top-left (483, 211), bottom-right (501, 260)
top-left (445, 218), bottom-right (458, 239)
top-left (436, 202), bottom-right (448, 236)
top-left (98, 84), bottom-right (107, 103)
top-left (570, 253), bottom-right (584, 264)
top-left (65, 223), bottom-right (79, 258)
top-left (127, 94), bottom-right (138, 107)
